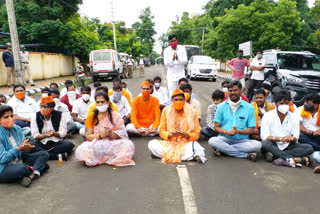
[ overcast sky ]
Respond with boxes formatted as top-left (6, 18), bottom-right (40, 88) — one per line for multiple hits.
top-left (79, 0), bottom-right (317, 54)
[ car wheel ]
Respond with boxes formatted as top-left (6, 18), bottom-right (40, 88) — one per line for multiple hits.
top-left (211, 78), bottom-right (216, 82)
top-left (93, 77), bottom-right (98, 82)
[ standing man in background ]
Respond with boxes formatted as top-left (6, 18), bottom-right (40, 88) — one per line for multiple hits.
top-left (164, 34), bottom-right (188, 96)
top-left (227, 50), bottom-right (250, 89)
top-left (139, 55), bottom-right (146, 77)
top-left (2, 43), bottom-right (16, 87)
top-left (127, 55), bottom-right (134, 78)
top-left (122, 57), bottom-right (128, 78)
top-left (247, 50), bottom-right (265, 102)
top-left (20, 45), bottom-right (35, 86)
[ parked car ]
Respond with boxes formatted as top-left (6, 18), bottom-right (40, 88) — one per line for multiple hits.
top-left (90, 49), bottom-right (124, 82)
top-left (184, 45), bottom-right (203, 75)
top-left (246, 49), bottom-right (320, 106)
top-left (186, 55), bottom-right (217, 81)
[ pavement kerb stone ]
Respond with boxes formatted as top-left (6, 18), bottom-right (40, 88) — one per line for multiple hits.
top-left (5, 77), bottom-right (92, 100)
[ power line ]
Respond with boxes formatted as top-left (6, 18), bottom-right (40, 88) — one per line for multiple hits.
top-left (58, 0), bottom-right (90, 17)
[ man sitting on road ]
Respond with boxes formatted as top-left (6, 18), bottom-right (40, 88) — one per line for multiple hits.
top-left (7, 85), bottom-right (39, 134)
top-left (201, 90), bottom-right (225, 139)
top-left (208, 80), bottom-right (261, 161)
top-left (72, 86), bottom-right (93, 134)
top-left (251, 89), bottom-right (275, 140)
top-left (153, 76), bottom-right (169, 110)
top-left (87, 86), bottom-right (118, 115)
top-left (49, 82), bottom-right (59, 90)
top-left (0, 94), bottom-right (7, 105)
top-left (148, 89), bottom-right (207, 163)
top-left (261, 81), bottom-right (273, 103)
top-left (60, 84), bottom-right (81, 113)
top-left (180, 84), bottom-right (201, 122)
top-left (37, 87), bottom-right (50, 106)
top-left (121, 82), bottom-right (133, 99)
top-left (48, 89), bottom-right (77, 135)
top-left (126, 81), bottom-right (160, 136)
top-left (221, 80), bottom-right (229, 93)
top-left (223, 81), bottom-right (249, 103)
top-left (60, 80), bottom-right (79, 97)
top-left (108, 78), bottom-right (132, 106)
top-left (110, 85), bottom-right (131, 125)
top-left (261, 89), bottom-right (313, 167)
top-left (91, 81), bottom-right (101, 101)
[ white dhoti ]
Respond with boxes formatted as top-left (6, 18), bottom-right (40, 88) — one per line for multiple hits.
top-left (126, 123), bottom-right (159, 136)
top-left (148, 139), bottom-right (207, 163)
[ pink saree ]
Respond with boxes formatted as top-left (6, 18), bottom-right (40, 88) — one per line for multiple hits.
top-left (75, 111), bottom-right (135, 167)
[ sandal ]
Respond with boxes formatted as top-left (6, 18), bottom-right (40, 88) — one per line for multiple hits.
top-left (194, 156), bottom-right (202, 163)
top-left (300, 156), bottom-right (313, 167)
top-left (247, 152), bottom-right (257, 162)
top-left (213, 149), bottom-right (221, 157)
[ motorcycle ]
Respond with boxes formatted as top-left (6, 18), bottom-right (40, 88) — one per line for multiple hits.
top-left (75, 66), bottom-right (85, 86)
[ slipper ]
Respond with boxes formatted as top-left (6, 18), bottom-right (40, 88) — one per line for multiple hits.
top-left (213, 149), bottom-right (221, 157)
top-left (247, 152), bottom-right (257, 162)
top-left (300, 156), bottom-right (313, 167)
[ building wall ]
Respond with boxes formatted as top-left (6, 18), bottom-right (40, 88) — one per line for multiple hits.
top-left (0, 51), bottom-right (75, 86)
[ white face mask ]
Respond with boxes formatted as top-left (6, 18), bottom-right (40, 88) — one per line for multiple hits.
top-left (96, 104), bottom-right (108, 112)
top-left (67, 91), bottom-right (76, 99)
top-left (222, 87), bottom-right (228, 93)
top-left (42, 93), bottom-right (48, 97)
top-left (82, 94), bottom-right (90, 101)
top-left (278, 104), bottom-right (289, 114)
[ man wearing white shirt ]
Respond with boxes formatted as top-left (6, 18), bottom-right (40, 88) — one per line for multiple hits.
top-left (153, 76), bottom-right (168, 110)
top-left (164, 34), bottom-right (188, 96)
top-left (261, 90), bottom-right (313, 167)
top-left (60, 80), bottom-right (79, 97)
top-left (247, 50), bottom-right (265, 102)
top-left (7, 84), bottom-right (39, 129)
top-left (71, 86), bottom-right (93, 131)
top-left (110, 86), bottom-right (131, 125)
top-left (49, 89), bottom-right (77, 134)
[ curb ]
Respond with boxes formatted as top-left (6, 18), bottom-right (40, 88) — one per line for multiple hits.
top-left (5, 77), bottom-right (92, 99)
top-left (217, 74), bottom-right (232, 81)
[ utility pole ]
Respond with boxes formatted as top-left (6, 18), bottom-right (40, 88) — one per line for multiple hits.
top-left (202, 27), bottom-right (205, 48)
top-left (111, 0), bottom-right (117, 51)
top-left (6, 0), bottom-right (23, 85)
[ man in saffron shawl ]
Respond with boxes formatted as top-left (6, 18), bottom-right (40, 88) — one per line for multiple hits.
top-left (148, 89), bottom-right (207, 163)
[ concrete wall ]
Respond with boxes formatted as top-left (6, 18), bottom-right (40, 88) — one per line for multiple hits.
top-left (0, 51), bottom-right (75, 86)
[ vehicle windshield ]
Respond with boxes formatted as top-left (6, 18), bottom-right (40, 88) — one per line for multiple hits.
top-left (277, 53), bottom-right (320, 71)
top-left (93, 52), bottom-right (111, 62)
top-left (193, 57), bottom-right (214, 65)
top-left (185, 46), bottom-right (203, 60)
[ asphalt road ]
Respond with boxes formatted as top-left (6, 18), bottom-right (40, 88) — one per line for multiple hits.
top-left (0, 66), bottom-right (319, 214)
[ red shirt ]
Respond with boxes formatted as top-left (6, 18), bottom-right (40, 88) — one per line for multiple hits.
top-left (60, 94), bottom-right (81, 113)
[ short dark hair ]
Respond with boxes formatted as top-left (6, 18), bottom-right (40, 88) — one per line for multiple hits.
top-left (46, 101), bottom-right (55, 109)
top-left (41, 87), bottom-right (50, 93)
top-left (13, 84), bottom-right (25, 92)
top-left (81, 85), bottom-right (91, 93)
top-left (261, 82), bottom-right (272, 91)
top-left (172, 93), bottom-right (185, 99)
top-left (180, 83), bottom-right (192, 92)
top-left (178, 78), bottom-right (188, 84)
top-left (50, 82), bottom-right (59, 88)
top-left (0, 105), bottom-right (13, 119)
top-left (168, 34), bottom-right (177, 41)
top-left (237, 49), bottom-right (244, 54)
top-left (121, 82), bottom-right (127, 86)
top-left (228, 80), bottom-right (242, 89)
top-left (65, 80), bottom-right (73, 85)
top-left (66, 84), bottom-right (75, 91)
top-left (274, 89), bottom-right (291, 103)
top-left (212, 90), bottom-right (225, 100)
top-left (0, 94), bottom-right (6, 100)
top-left (153, 76), bottom-right (161, 82)
top-left (255, 89), bottom-right (266, 97)
top-left (257, 49), bottom-right (263, 54)
top-left (146, 79), bottom-right (154, 84)
top-left (113, 85), bottom-right (122, 91)
top-left (48, 89), bottom-right (60, 96)
top-left (93, 81), bottom-right (102, 88)
top-left (221, 80), bottom-right (230, 87)
top-left (96, 86), bottom-right (109, 93)
top-left (112, 77), bottom-right (121, 83)
top-left (305, 93), bottom-right (320, 104)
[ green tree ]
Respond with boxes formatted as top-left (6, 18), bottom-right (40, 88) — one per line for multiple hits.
top-left (132, 7), bottom-right (156, 56)
top-left (308, 0), bottom-right (320, 50)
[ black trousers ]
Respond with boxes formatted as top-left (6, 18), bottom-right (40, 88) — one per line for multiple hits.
top-left (261, 140), bottom-right (313, 159)
top-left (247, 79), bottom-right (263, 102)
top-left (32, 139), bottom-right (75, 160)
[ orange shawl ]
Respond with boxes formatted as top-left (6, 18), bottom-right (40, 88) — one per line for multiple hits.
top-left (161, 104), bottom-right (195, 163)
top-left (289, 101), bottom-right (294, 112)
top-left (301, 106), bottom-right (320, 126)
top-left (253, 101), bottom-right (275, 129)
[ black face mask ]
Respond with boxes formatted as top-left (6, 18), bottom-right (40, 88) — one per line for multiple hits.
top-left (304, 104), bottom-right (315, 112)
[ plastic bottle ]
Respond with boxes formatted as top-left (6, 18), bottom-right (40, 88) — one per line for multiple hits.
top-left (58, 154), bottom-right (63, 166)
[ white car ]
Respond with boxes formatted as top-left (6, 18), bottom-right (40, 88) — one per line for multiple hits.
top-left (186, 55), bottom-right (217, 81)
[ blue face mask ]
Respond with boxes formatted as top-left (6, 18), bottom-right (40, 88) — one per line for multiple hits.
top-left (154, 83), bottom-right (161, 88)
top-left (113, 91), bottom-right (122, 103)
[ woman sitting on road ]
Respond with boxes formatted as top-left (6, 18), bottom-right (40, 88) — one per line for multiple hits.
top-left (75, 92), bottom-right (135, 167)
top-left (0, 105), bottom-right (49, 187)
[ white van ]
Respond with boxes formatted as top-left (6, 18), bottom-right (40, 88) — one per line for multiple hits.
top-left (90, 49), bottom-right (124, 81)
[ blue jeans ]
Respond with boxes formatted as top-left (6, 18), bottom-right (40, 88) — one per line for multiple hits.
top-left (201, 127), bottom-right (218, 139)
top-left (15, 120), bottom-right (30, 128)
top-left (0, 148), bottom-right (49, 183)
top-left (299, 132), bottom-right (320, 151)
top-left (75, 122), bottom-right (85, 130)
top-left (208, 136), bottom-right (262, 158)
top-left (312, 152), bottom-right (320, 164)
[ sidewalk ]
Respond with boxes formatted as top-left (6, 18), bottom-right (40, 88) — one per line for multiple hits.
top-left (0, 75), bottom-right (91, 98)
top-left (217, 71), bottom-right (232, 80)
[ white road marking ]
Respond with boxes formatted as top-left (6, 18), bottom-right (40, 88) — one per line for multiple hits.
top-left (176, 165), bottom-right (199, 214)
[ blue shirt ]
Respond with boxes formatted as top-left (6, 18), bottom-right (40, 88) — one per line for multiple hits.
top-left (2, 50), bottom-right (14, 67)
top-left (214, 99), bottom-right (256, 139)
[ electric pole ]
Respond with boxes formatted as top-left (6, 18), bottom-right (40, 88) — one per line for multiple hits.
top-left (6, 0), bottom-right (23, 85)
top-left (202, 27), bottom-right (205, 48)
top-left (111, 0), bottom-right (117, 51)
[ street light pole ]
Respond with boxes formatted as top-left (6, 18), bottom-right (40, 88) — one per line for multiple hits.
top-left (111, 0), bottom-right (117, 51)
top-left (5, 0), bottom-right (23, 85)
